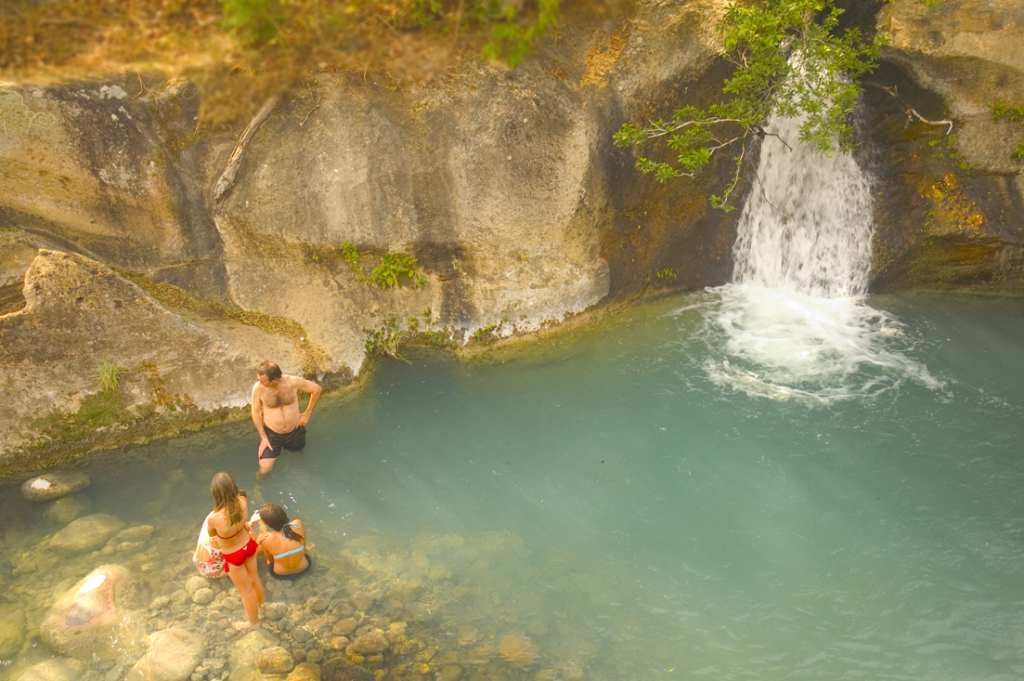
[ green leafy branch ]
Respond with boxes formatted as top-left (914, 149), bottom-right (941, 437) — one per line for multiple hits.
top-left (342, 242), bottom-right (428, 289)
top-left (614, 0), bottom-right (918, 211)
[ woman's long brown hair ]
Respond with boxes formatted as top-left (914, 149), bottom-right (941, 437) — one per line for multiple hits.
top-left (211, 471), bottom-right (242, 524)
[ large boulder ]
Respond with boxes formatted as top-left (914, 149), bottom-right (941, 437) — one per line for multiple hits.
top-left (39, 564), bottom-right (145, 661)
top-left (0, 244), bottom-right (308, 466)
top-left (48, 513), bottom-right (125, 552)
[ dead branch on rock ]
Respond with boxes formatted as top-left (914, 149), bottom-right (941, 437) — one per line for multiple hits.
top-left (865, 82), bottom-right (954, 135)
top-left (212, 92), bottom-right (285, 209)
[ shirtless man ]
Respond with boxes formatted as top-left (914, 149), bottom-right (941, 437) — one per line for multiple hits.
top-left (252, 361), bottom-right (322, 478)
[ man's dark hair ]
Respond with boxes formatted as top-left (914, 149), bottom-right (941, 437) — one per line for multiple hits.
top-left (256, 361), bottom-right (282, 381)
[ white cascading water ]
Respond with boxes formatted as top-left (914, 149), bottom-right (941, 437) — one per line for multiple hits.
top-left (703, 111), bottom-right (941, 403)
top-left (732, 114), bottom-right (873, 297)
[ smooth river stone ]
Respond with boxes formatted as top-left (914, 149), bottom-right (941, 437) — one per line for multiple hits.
top-left (321, 657), bottom-right (373, 681)
top-left (13, 658), bottom-right (86, 681)
top-left (21, 471), bottom-right (90, 502)
top-left (39, 564), bottom-right (143, 661)
top-left (48, 513), bottom-right (125, 552)
top-left (43, 493), bottom-right (93, 526)
top-left (126, 628), bottom-right (206, 681)
top-left (0, 603), bottom-right (26, 657)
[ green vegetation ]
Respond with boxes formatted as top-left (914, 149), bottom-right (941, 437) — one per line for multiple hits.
top-left (341, 242), bottom-right (427, 289)
top-left (990, 100), bottom-right (1024, 160)
top-left (615, 0), bottom-right (934, 210)
top-left (114, 268), bottom-right (308, 340)
top-left (656, 268), bottom-right (677, 280)
top-left (91, 361), bottom-right (126, 393)
top-left (364, 316), bottom-right (456, 358)
top-left (1, 0), bottom-right (560, 127)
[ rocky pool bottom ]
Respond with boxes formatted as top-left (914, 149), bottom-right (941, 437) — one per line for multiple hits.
top-left (0, 463), bottom-right (582, 681)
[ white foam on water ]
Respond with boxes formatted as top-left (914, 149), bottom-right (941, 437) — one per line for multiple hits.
top-left (709, 106), bottom-right (940, 402)
top-left (706, 284), bottom-right (943, 404)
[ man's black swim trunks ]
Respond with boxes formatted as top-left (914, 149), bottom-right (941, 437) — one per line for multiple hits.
top-left (259, 425), bottom-right (307, 460)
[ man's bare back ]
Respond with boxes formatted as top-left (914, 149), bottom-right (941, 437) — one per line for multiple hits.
top-left (251, 361), bottom-right (322, 477)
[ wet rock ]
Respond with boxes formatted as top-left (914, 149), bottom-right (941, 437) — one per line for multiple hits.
top-left (349, 592), bottom-right (375, 611)
top-left (39, 564), bottom-right (144, 661)
top-left (329, 637), bottom-right (349, 650)
top-left (228, 628), bottom-right (277, 679)
top-left (0, 603), bottom-right (26, 657)
top-left (43, 493), bottom-right (93, 525)
top-left (264, 602), bottom-right (288, 620)
top-left (149, 596), bottom-right (171, 611)
top-left (497, 634), bottom-right (537, 669)
top-left (285, 662), bottom-right (322, 681)
top-left (321, 657), bottom-right (373, 681)
top-left (48, 514), bottom-right (125, 552)
top-left (117, 525), bottom-right (155, 543)
top-left (384, 622), bottom-right (407, 645)
top-left (13, 657), bottom-right (86, 681)
top-left (332, 618), bottom-right (357, 636)
top-left (347, 629), bottom-right (388, 656)
top-left (256, 646), bottom-right (295, 674)
top-left (292, 626), bottom-right (313, 644)
top-left (305, 648), bottom-right (323, 664)
top-left (309, 589), bottom-right (336, 613)
top-left (184, 576), bottom-right (206, 598)
top-left (127, 628), bottom-right (205, 681)
top-left (191, 588), bottom-right (214, 605)
top-left (438, 665), bottom-right (462, 681)
top-left (21, 471), bottom-right (90, 502)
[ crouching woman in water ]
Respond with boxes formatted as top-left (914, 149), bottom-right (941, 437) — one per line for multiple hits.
top-left (255, 504), bottom-right (313, 580)
top-left (207, 472), bottom-right (264, 629)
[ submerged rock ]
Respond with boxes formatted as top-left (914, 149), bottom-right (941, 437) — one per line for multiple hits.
top-left (347, 629), bottom-right (388, 655)
top-left (39, 564), bottom-right (144, 661)
top-left (256, 646), bottom-right (295, 674)
top-left (497, 633), bottom-right (537, 669)
top-left (20, 471), bottom-right (90, 502)
top-left (0, 603), bottom-right (26, 657)
top-left (43, 493), bottom-right (93, 526)
top-left (126, 628), bottom-right (205, 681)
top-left (13, 657), bottom-right (86, 681)
top-left (321, 656), bottom-right (373, 681)
top-left (48, 513), bottom-right (125, 552)
top-left (286, 662), bottom-right (322, 681)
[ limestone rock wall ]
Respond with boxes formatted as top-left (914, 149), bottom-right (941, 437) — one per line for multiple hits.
top-left (869, 0), bottom-right (1024, 291)
top-left (0, 0), bottom-right (736, 467)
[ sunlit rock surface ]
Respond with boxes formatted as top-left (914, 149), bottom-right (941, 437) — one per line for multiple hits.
top-left (868, 0), bottom-right (1024, 292)
top-left (127, 628), bottom-right (205, 681)
top-left (0, 0), bottom-right (740, 470)
top-left (39, 564), bottom-right (144, 662)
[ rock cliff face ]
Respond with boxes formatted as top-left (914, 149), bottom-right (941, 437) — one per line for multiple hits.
top-left (0, 0), bottom-right (1022, 472)
top-left (867, 0), bottom-right (1024, 291)
top-left (0, 0), bottom-right (735, 469)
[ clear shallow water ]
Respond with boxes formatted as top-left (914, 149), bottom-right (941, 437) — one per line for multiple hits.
top-left (4, 291), bottom-right (1024, 681)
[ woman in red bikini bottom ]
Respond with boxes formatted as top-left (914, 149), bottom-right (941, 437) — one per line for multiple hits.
top-left (207, 471), bottom-right (264, 630)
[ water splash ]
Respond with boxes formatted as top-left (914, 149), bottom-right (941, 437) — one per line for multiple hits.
top-left (708, 111), bottom-right (940, 403)
top-left (732, 114), bottom-right (874, 297)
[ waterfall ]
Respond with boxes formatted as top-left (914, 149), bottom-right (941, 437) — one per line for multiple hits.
top-left (698, 110), bottom-right (942, 403)
top-left (732, 114), bottom-right (874, 297)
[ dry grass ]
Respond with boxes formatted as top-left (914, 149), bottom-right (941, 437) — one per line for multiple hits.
top-left (0, 0), bottom-right (565, 127)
